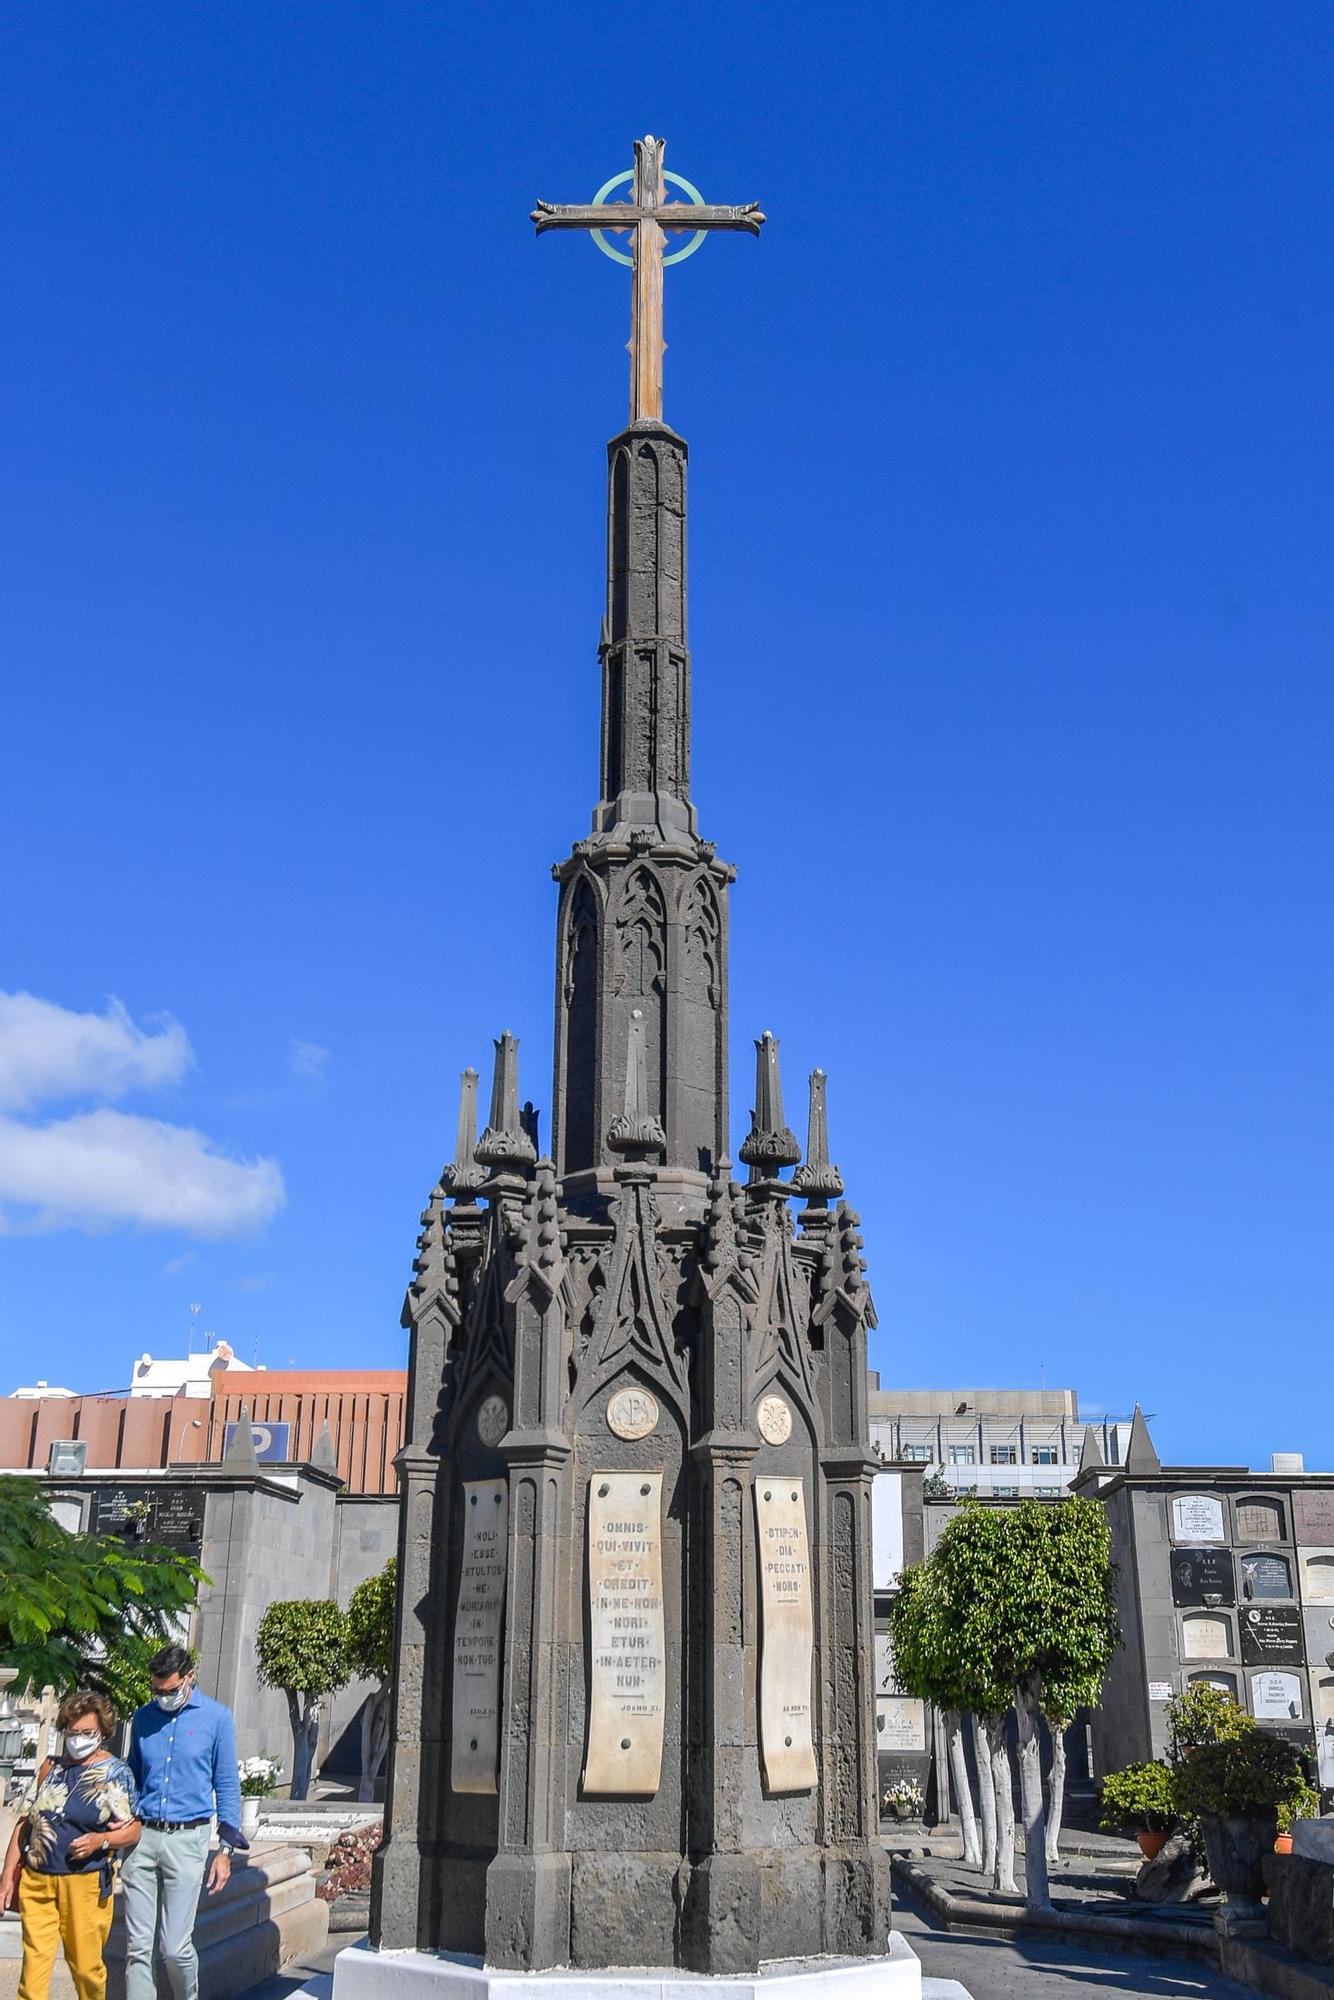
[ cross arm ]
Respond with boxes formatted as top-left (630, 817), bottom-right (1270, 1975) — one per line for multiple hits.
top-left (531, 199), bottom-right (765, 236)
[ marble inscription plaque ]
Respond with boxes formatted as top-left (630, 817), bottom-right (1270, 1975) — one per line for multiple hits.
top-left (583, 1471), bottom-right (665, 1796)
top-left (1295, 1491), bottom-right (1334, 1547)
top-left (755, 1475), bottom-right (818, 1792)
top-left (451, 1478), bottom-right (508, 1794)
top-left (1170, 1547), bottom-right (1236, 1607)
top-left (876, 1695), bottom-right (926, 1753)
top-left (1251, 1670), bottom-right (1303, 1721)
top-left (1241, 1604), bottom-right (1302, 1667)
top-left (1172, 1494), bottom-right (1226, 1544)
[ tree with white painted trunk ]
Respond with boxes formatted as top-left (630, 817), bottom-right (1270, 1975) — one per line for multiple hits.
top-left (255, 1597), bottom-right (351, 1802)
top-left (887, 1564), bottom-right (984, 1868)
top-left (896, 1500), bottom-right (1118, 1910)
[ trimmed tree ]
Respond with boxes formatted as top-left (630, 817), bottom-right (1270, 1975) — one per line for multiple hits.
top-left (889, 1564), bottom-right (983, 1868)
top-left (0, 1476), bottom-right (201, 1697)
top-left (996, 1499), bottom-right (1120, 1907)
top-left (345, 1559), bottom-right (396, 1804)
top-left (255, 1599), bottom-right (350, 1801)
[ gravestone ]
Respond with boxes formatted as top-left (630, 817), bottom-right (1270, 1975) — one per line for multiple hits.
top-left (365, 136), bottom-right (899, 1990)
top-left (1239, 1605), bottom-right (1303, 1667)
top-left (1171, 1547), bottom-right (1236, 1606)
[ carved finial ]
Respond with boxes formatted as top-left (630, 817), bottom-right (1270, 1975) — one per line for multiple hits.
top-left (792, 1067), bottom-right (845, 1202)
top-left (700, 1159), bottom-right (754, 1279)
top-left (405, 1183), bottom-right (460, 1327)
top-left (813, 1201), bottom-right (871, 1330)
top-left (442, 1067), bottom-right (485, 1196)
top-left (607, 1007), bottom-right (666, 1160)
top-left (738, 1031), bottom-right (801, 1176)
top-left (511, 1157), bottom-right (567, 1300)
top-left (475, 1032), bottom-right (537, 1173)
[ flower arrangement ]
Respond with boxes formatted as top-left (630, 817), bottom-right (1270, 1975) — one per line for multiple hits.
top-left (239, 1753), bottom-right (283, 1800)
top-left (882, 1779), bottom-right (924, 1818)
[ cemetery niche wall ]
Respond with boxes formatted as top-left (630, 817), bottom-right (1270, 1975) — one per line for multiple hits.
top-left (369, 137), bottom-right (891, 1983)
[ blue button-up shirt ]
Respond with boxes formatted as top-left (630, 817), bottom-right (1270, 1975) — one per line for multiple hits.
top-left (128, 1688), bottom-right (242, 1833)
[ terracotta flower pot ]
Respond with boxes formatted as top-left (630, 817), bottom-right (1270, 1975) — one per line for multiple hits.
top-left (1274, 1833), bottom-right (1293, 1856)
top-left (1137, 1829), bottom-right (1170, 1861)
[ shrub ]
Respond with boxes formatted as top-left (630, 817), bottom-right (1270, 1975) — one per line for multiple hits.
top-left (1165, 1683), bottom-right (1252, 1761)
top-left (1099, 1760), bottom-right (1176, 1834)
top-left (1174, 1730), bottom-right (1309, 1822)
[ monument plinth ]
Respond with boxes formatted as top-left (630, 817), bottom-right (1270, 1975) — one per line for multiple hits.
top-left (345, 135), bottom-right (956, 2000)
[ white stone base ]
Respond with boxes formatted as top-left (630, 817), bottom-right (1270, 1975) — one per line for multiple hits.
top-left (332, 1933), bottom-right (972, 2000)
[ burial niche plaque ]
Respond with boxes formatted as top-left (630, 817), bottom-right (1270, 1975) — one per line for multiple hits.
top-left (754, 1476), bottom-right (818, 1792)
top-left (1241, 1604), bottom-right (1303, 1667)
top-left (1172, 1494), bottom-right (1226, 1544)
top-left (1171, 1548), bottom-right (1236, 1607)
top-left (451, 1478), bottom-right (508, 1794)
top-left (583, 1470), bottom-right (665, 1796)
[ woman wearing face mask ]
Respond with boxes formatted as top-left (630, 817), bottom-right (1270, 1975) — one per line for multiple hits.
top-left (0, 1690), bottom-right (141, 2000)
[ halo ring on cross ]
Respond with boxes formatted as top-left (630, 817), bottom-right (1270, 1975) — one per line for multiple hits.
top-left (590, 169), bottom-right (708, 267)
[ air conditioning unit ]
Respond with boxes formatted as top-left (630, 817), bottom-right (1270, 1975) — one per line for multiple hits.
top-left (46, 1440), bottom-right (88, 1478)
top-left (1271, 1452), bottom-right (1305, 1476)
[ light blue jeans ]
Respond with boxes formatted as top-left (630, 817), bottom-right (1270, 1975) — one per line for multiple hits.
top-left (120, 1825), bottom-right (212, 2000)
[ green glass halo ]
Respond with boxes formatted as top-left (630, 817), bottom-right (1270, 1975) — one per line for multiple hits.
top-left (590, 169), bottom-right (708, 267)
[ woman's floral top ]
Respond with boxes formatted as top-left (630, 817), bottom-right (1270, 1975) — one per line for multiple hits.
top-left (24, 1756), bottom-right (139, 1891)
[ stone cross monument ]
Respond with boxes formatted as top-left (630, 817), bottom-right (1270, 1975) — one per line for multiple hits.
top-left (369, 135), bottom-right (889, 1980)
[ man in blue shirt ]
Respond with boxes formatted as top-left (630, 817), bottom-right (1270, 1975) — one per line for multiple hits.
top-left (123, 1646), bottom-right (244, 2000)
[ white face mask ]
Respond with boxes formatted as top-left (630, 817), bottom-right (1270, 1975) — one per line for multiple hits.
top-left (64, 1732), bottom-right (101, 1761)
top-left (154, 1682), bottom-right (192, 1713)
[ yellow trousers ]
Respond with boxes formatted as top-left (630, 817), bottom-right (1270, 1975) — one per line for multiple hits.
top-left (17, 1867), bottom-right (114, 2000)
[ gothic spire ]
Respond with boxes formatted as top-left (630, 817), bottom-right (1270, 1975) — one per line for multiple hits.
top-left (476, 1032), bottom-right (537, 1175)
top-left (792, 1068), bottom-right (844, 1203)
top-left (442, 1066), bottom-right (485, 1197)
top-left (738, 1031), bottom-right (801, 1179)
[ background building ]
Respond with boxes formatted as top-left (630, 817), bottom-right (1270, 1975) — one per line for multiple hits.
top-left (868, 1378), bottom-right (1134, 1502)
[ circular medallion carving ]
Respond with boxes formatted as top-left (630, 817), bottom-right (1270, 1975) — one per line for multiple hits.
top-left (756, 1394), bottom-right (793, 1445)
top-left (606, 1386), bottom-right (660, 1441)
top-left (476, 1395), bottom-right (509, 1447)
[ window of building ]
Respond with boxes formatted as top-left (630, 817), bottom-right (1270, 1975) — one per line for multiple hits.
top-left (899, 1444), bottom-right (932, 1463)
top-left (1035, 1485), bottom-right (1060, 1498)
top-left (992, 1485), bottom-right (1020, 1498)
top-left (1032, 1447), bottom-right (1059, 1466)
top-left (949, 1445), bottom-right (977, 1466)
top-left (989, 1446), bottom-right (1017, 1466)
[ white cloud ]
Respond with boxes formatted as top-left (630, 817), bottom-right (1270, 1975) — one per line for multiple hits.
top-left (288, 1038), bottom-right (330, 1084)
top-left (0, 992), bottom-right (193, 1113)
top-left (0, 1108), bottom-right (285, 1237)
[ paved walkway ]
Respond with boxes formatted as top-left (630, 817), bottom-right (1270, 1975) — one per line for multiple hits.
top-left (895, 1890), bottom-right (1256, 2000)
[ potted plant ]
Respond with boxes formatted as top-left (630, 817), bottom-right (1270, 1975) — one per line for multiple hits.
top-left (882, 1778), bottom-right (924, 1824)
top-left (1099, 1761), bottom-right (1177, 1859)
top-left (238, 1751), bottom-right (283, 1839)
top-left (1174, 1730), bottom-right (1311, 1937)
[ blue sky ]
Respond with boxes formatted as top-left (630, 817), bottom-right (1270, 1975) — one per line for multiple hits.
top-left (3, 2), bottom-right (1330, 1464)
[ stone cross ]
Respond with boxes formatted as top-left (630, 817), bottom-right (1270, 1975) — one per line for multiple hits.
top-left (531, 134), bottom-right (764, 423)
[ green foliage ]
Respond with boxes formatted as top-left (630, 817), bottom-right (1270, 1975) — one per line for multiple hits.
top-left (1278, 1780), bottom-right (1320, 1834)
top-left (255, 1599), bottom-right (350, 1699)
top-left (1099, 1760), bottom-right (1177, 1833)
top-left (345, 1560), bottom-right (396, 1685)
top-left (891, 1497), bottom-right (1120, 1720)
top-left (0, 1476), bottom-right (202, 1697)
top-left (1166, 1682), bottom-right (1253, 1761)
top-left (1174, 1730), bottom-right (1310, 1821)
